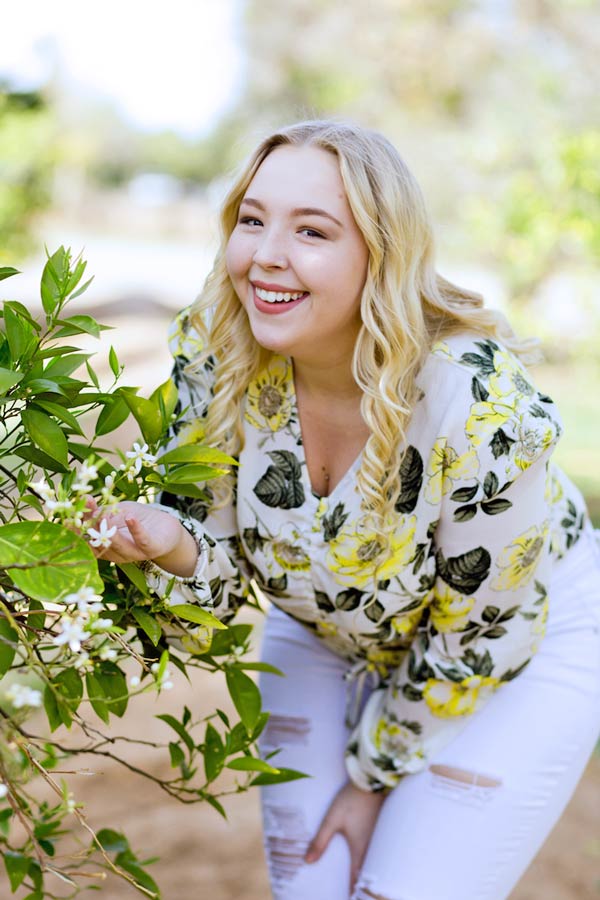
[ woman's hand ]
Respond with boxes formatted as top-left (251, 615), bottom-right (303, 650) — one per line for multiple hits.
top-left (85, 499), bottom-right (199, 576)
top-left (304, 780), bottom-right (387, 891)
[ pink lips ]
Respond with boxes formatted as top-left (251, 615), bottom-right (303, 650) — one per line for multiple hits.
top-left (252, 285), bottom-right (309, 315)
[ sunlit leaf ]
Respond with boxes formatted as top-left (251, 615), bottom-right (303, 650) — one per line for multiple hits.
top-left (0, 521), bottom-right (103, 601)
top-left (169, 603), bottom-right (227, 629)
top-left (225, 668), bottom-right (262, 734)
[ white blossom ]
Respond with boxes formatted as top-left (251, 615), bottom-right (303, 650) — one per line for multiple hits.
top-left (126, 442), bottom-right (157, 470)
top-left (86, 519), bottom-right (117, 549)
top-left (72, 461), bottom-right (98, 492)
top-left (100, 472), bottom-right (119, 506)
top-left (99, 645), bottom-right (117, 662)
top-left (129, 675), bottom-right (140, 687)
top-left (63, 587), bottom-right (103, 616)
top-left (29, 478), bottom-right (55, 503)
top-left (0, 783), bottom-right (8, 799)
top-left (151, 662), bottom-right (174, 691)
top-left (53, 618), bottom-right (90, 652)
top-left (5, 682), bottom-right (43, 709)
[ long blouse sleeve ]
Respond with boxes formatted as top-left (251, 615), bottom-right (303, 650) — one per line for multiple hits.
top-left (345, 339), bottom-right (564, 791)
top-left (142, 311), bottom-right (251, 644)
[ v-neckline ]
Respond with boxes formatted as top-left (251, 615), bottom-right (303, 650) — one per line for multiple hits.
top-left (287, 357), bottom-right (365, 502)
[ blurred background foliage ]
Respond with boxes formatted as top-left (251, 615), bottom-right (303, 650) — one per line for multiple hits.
top-left (1, 0), bottom-right (599, 520)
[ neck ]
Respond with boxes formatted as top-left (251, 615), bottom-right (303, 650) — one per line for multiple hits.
top-left (292, 355), bottom-right (361, 401)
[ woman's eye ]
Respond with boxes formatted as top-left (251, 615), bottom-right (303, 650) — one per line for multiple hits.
top-left (238, 216), bottom-right (261, 226)
top-left (300, 228), bottom-right (325, 238)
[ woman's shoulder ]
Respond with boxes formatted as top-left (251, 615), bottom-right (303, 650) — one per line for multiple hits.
top-left (420, 332), bottom-right (539, 399)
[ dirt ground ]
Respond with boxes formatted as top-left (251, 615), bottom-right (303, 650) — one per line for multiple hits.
top-left (2, 608), bottom-right (598, 900)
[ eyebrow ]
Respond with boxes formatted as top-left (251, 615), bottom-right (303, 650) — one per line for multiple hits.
top-left (239, 197), bottom-right (344, 229)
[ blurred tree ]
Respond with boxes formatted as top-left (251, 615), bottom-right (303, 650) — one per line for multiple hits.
top-left (0, 85), bottom-right (57, 262)
top-left (230, 0), bottom-right (599, 306)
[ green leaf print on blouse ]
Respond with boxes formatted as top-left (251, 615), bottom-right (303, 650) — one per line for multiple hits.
top-left (253, 449), bottom-right (305, 509)
top-left (435, 546), bottom-right (491, 595)
top-left (395, 446), bottom-right (424, 514)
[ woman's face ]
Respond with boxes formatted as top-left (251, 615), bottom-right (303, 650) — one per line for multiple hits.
top-left (225, 144), bottom-right (369, 366)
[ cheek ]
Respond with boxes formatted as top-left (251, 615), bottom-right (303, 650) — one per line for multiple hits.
top-left (225, 235), bottom-right (247, 284)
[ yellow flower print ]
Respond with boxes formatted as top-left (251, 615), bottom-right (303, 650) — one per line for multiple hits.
top-left (430, 584), bottom-right (475, 633)
top-left (327, 516), bottom-right (417, 588)
top-left (365, 646), bottom-right (405, 678)
top-left (488, 350), bottom-right (535, 400)
top-left (423, 675), bottom-right (499, 718)
top-left (492, 523), bottom-right (548, 591)
top-left (169, 312), bottom-right (204, 359)
top-left (271, 538), bottom-right (311, 572)
top-left (391, 601), bottom-right (429, 638)
top-left (510, 415), bottom-right (557, 472)
top-left (316, 620), bottom-right (338, 638)
top-left (177, 418), bottom-right (206, 445)
top-left (425, 438), bottom-right (479, 505)
top-left (373, 718), bottom-right (422, 760)
top-left (545, 470), bottom-right (564, 506)
top-left (466, 397), bottom-right (517, 446)
top-left (245, 356), bottom-right (293, 432)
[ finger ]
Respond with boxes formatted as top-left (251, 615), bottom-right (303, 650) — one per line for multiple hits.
top-left (304, 815), bottom-right (338, 864)
top-left (125, 516), bottom-right (156, 554)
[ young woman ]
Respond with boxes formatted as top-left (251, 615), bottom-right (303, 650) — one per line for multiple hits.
top-left (95, 121), bottom-right (600, 900)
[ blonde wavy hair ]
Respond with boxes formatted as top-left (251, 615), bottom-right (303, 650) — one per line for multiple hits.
top-left (188, 119), bottom-right (535, 525)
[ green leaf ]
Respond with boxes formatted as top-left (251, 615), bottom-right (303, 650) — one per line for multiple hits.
top-left (122, 392), bottom-right (163, 444)
top-left (143, 477), bottom-right (209, 499)
top-left (4, 302), bottom-right (33, 362)
top-left (250, 767), bottom-right (309, 786)
top-left (169, 603), bottom-right (227, 629)
top-left (0, 616), bottom-right (18, 677)
top-left (158, 445), bottom-right (237, 467)
top-left (157, 713), bottom-right (194, 753)
top-left (151, 377), bottom-right (178, 424)
top-left (0, 521), bottom-right (103, 601)
top-left (94, 662), bottom-right (128, 717)
top-left (160, 463), bottom-right (229, 483)
top-left (132, 608), bottom-right (161, 646)
top-left (3, 851), bottom-right (30, 891)
top-left (226, 756), bottom-right (279, 773)
top-left (207, 624), bottom-right (252, 656)
top-left (43, 669), bottom-right (83, 730)
top-left (31, 400), bottom-right (84, 435)
top-left (0, 367), bottom-right (23, 394)
top-left (169, 741), bottom-right (185, 768)
top-left (114, 855), bottom-right (160, 896)
top-left (40, 253), bottom-right (63, 314)
top-left (85, 359), bottom-right (100, 389)
top-left (95, 396), bottom-right (131, 436)
top-left (231, 661), bottom-right (284, 676)
top-left (225, 668), bottom-right (261, 734)
top-left (108, 345), bottom-right (120, 377)
top-left (21, 407), bottom-right (68, 465)
top-left (116, 562), bottom-right (151, 597)
top-left (14, 444), bottom-right (70, 474)
top-left (85, 672), bottom-right (109, 724)
top-left (44, 353), bottom-right (90, 378)
top-left (95, 828), bottom-right (130, 854)
top-left (204, 722), bottom-right (225, 782)
top-left (27, 598), bottom-right (46, 631)
top-left (203, 793), bottom-right (227, 819)
top-left (54, 314), bottom-right (106, 339)
top-left (0, 267), bottom-right (20, 282)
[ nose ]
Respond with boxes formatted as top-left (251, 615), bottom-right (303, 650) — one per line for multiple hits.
top-left (252, 226), bottom-right (288, 269)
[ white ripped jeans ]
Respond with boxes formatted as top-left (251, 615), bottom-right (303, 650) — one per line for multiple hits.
top-left (258, 525), bottom-right (600, 900)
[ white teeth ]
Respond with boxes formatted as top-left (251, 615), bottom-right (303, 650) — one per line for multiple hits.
top-left (255, 287), bottom-right (305, 303)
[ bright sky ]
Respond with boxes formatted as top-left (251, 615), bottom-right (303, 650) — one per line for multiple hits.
top-left (2, 0), bottom-right (245, 137)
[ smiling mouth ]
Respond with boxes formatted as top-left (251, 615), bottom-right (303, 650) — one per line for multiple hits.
top-left (254, 286), bottom-right (308, 304)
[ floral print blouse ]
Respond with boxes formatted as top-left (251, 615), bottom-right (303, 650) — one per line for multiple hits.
top-left (145, 311), bottom-right (589, 791)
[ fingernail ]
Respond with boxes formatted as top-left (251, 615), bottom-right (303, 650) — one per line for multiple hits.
top-left (304, 850), bottom-right (316, 864)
